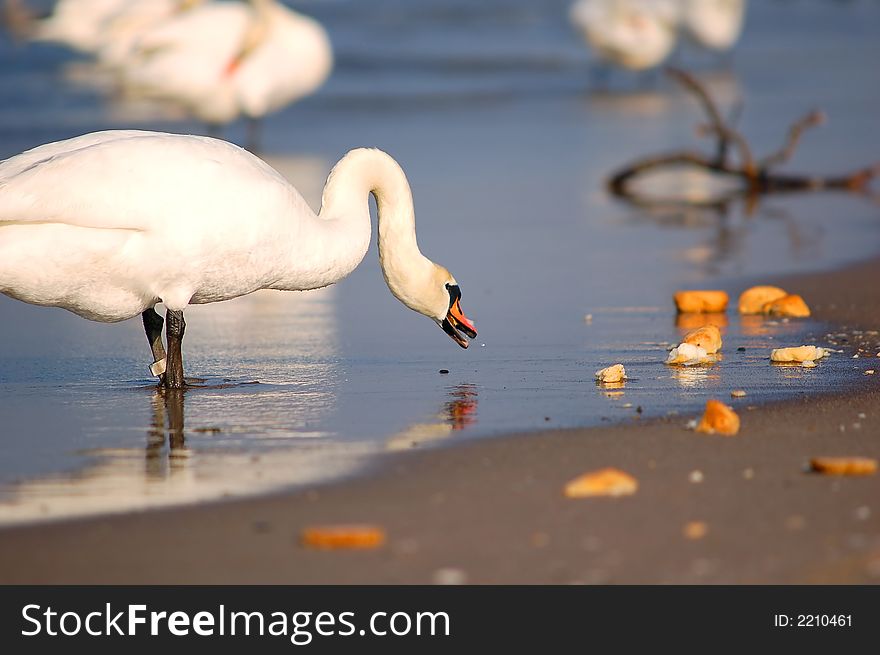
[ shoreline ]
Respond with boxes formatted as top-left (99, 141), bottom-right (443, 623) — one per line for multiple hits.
top-left (0, 257), bottom-right (878, 583)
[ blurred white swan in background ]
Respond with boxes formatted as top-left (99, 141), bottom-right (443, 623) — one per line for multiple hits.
top-left (569, 0), bottom-right (679, 72)
top-left (680, 0), bottom-right (747, 53)
top-left (0, 130), bottom-right (477, 387)
top-left (27, 0), bottom-right (132, 52)
top-left (96, 0), bottom-right (205, 69)
top-left (122, 0), bottom-right (333, 149)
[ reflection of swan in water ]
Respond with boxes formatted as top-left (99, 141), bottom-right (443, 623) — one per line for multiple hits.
top-left (386, 384), bottom-right (479, 451)
top-left (585, 88), bottom-right (673, 117)
top-left (0, 380), bottom-right (378, 525)
top-left (145, 389), bottom-right (188, 480)
top-left (0, 200), bottom-right (357, 525)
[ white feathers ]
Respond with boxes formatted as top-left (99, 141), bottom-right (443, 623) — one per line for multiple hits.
top-left (570, 0), bottom-right (679, 70)
top-left (569, 0), bottom-right (748, 70)
top-left (120, 0), bottom-right (333, 125)
top-left (0, 132), bottom-right (454, 329)
top-left (28, 0), bottom-right (332, 128)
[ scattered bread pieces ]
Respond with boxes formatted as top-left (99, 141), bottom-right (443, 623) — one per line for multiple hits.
top-left (695, 399), bottom-right (740, 436)
top-left (762, 294), bottom-right (810, 318)
top-left (809, 457), bottom-right (877, 476)
top-left (300, 524), bottom-right (386, 549)
top-left (564, 468), bottom-right (638, 498)
top-left (674, 290), bottom-right (729, 314)
top-left (682, 325), bottom-right (723, 354)
top-left (595, 364), bottom-right (627, 384)
top-left (666, 342), bottom-right (711, 366)
top-left (683, 521), bottom-right (708, 540)
top-left (770, 345), bottom-right (829, 363)
top-left (730, 389), bottom-right (746, 398)
top-left (738, 285), bottom-right (788, 315)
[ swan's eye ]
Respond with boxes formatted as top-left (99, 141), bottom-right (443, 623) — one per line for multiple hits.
top-left (445, 283), bottom-right (461, 309)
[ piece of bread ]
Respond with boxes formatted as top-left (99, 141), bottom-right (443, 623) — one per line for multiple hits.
top-left (695, 399), bottom-right (740, 436)
top-left (682, 325), bottom-right (722, 354)
top-left (564, 468), bottom-right (638, 498)
top-left (674, 290), bottom-right (729, 313)
top-left (762, 294), bottom-right (810, 318)
top-left (738, 285), bottom-right (788, 314)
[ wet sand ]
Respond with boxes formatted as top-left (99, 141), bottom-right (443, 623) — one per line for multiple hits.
top-left (0, 257), bottom-right (878, 584)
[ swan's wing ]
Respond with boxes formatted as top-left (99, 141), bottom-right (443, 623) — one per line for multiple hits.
top-left (0, 131), bottom-right (306, 233)
top-left (33, 0), bottom-right (131, 49)
top-left (236, 10), bottom-right (332, 115)
top-left (0, 130), bottom-right (152, 180)
top-left (96, 0), bottom-right (182, 64)
top-left (124, 3), bottom-right (247, 97)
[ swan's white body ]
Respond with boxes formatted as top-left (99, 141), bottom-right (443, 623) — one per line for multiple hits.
top-left (96, 0), bottom-right (203, 70)
top-left (122, 0), bottom-right (332, 125)
top-left (0, 130), bottom-right (475, 362)
top-left (0, 130), bottom-right (338, 321)
top-left (32, 0), bottom-right (132, 52)
top-left (681, 0), bottom-right (746, 52)
top-left (569, 0), bottom-right (678, 71)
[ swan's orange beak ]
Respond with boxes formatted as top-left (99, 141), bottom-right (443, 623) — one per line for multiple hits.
top-left (441, 290), bottom-right (477, 349)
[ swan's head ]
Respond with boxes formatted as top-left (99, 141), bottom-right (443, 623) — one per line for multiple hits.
top-left (413, 265), bottom-right (477, 349)
top-left (436, 270), bottom-right (478, 349)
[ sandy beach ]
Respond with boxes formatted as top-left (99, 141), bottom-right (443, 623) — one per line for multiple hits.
top-left (1, 254), bottom-right (877, 584)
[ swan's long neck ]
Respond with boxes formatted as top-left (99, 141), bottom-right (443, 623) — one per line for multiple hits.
top-left (316, 148), bottom-right (435, 308)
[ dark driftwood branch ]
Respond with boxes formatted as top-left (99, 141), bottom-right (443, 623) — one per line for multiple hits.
top-left (697, 123), bottom-right (757, 180)
top-left (609, 69), bottom-right (878, 205)
top-left (760, 109), bottom-right (825, 169)
top-left (667, 68), bottom-right (732, 164)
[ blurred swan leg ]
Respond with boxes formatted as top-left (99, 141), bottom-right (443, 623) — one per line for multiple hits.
top-left (639, 66), bottom-right (663, 89)
top-left (590, 62), bottom-right (611, 90)
top-left (142, 308), bottom-right (167, 385)
top-left (164, 309), bottom-right (187, 389)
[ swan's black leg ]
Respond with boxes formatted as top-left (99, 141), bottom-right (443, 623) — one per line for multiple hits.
top-left (142, 308), bottom-right (167, 385)
top-left (246, 117), bottom-right (262, 153)
top-left (164, 309), bottom-right (187, 389)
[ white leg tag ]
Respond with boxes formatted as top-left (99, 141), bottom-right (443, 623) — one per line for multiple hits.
top-left (150, 358), bottom-right (167, 377)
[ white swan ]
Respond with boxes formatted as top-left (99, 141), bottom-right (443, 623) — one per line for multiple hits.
top-left (122, 0), bottom-right (332, 146)
top-left (95, 0), bottom-right (205, 70)
top-left (28, 0), bottom-right (134, 53)
top-left (680, 0), bottom-right (746, 52)
top-left (569, 0), bottom-right (679, 71)
top-left (0, 130), bottom-right (477, 387)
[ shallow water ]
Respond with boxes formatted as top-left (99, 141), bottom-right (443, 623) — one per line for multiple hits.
top-left (0, 0), bottom-right (879, 523)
